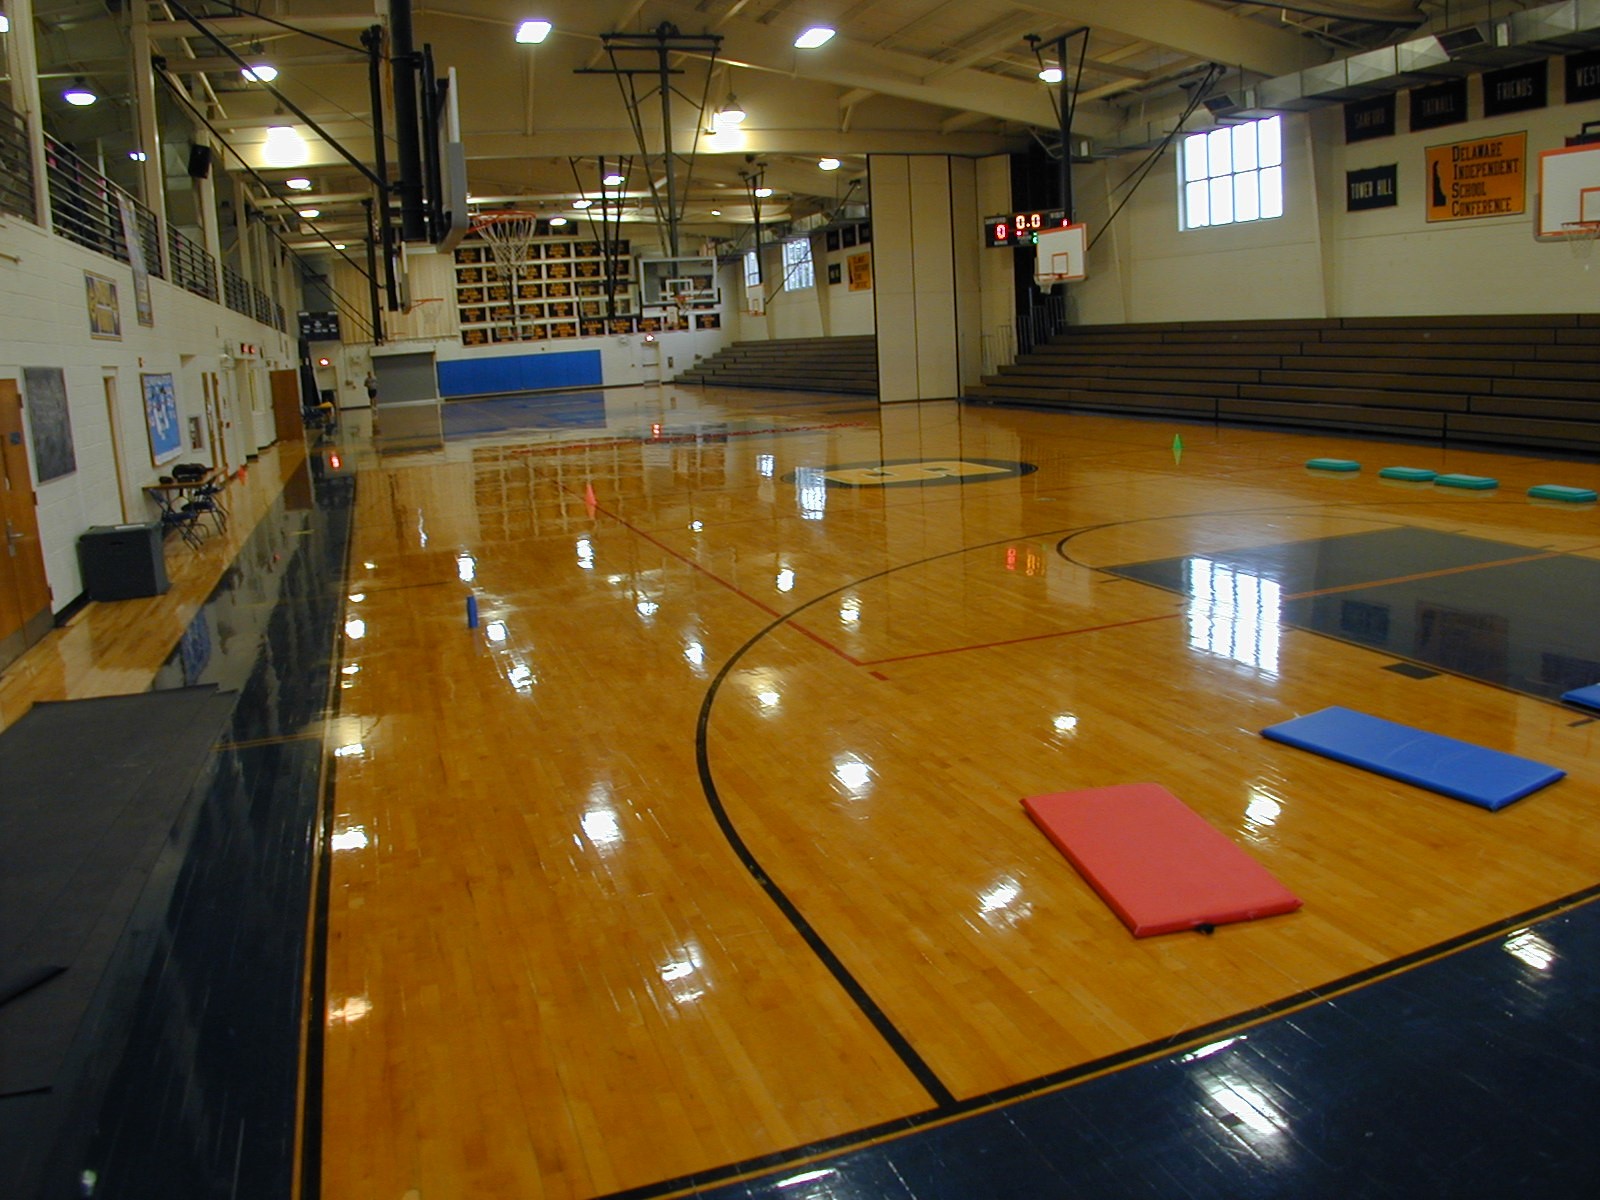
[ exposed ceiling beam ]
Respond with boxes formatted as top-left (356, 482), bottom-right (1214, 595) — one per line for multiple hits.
top-left (469, 128), bottom-right (1022, 161)
top-left (1018, 1), bottom-right (1327, 76)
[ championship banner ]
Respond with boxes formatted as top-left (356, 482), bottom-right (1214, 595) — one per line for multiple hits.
top-left (1425, 132), bottom-right (1526, 222)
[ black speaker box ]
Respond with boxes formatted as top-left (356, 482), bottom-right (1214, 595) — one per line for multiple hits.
top-left (188, 143), bottom-right (212, 179)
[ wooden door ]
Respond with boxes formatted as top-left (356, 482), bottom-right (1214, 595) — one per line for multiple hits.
top-left (270, 367), bottom-right (304, 443)
top-left (1, 380), bottom-right (53, 671)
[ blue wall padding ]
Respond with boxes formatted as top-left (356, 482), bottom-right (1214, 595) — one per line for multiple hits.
top-left (1562, 684), bottom-right (1600, 712)
top-left (437, 350), bottom-right (603, 398)
top-left (1262, 706), bottom-right (1564, 811)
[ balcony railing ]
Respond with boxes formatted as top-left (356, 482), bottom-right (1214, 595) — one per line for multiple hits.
top-left (27, 129), bottom-right (285, 332)
top-left (0, 95), bottom-right (34, 222)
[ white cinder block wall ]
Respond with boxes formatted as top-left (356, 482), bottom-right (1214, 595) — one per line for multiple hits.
top-left (1, 215), bottom-right (296, 613)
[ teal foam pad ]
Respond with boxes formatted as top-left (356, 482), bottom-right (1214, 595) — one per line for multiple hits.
top-left (1261, 706), bottom-right (1564, 811)
top-left (1562, 684), bottom-right (1600, 712)
top-left (1529, 484), bottom-right (1597, 503)
top-left (1435, 474), bottom-right (1498, 490)
top-left (1307, 458), bottom-right (1360, 472)
top-left (1379, 466), bottom-right (1437, 482)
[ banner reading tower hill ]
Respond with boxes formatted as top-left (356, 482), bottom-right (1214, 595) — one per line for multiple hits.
top-left (1425, 132), bottom-right (1527, 222)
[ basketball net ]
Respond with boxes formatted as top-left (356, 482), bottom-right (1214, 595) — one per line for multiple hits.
top-left (473, 211), bottom-right (540, 283)
top-left (1562, 221), bottom-right (1600, 263)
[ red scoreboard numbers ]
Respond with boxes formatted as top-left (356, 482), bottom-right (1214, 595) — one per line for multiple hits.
top-left (983, 209), bottom-right (1069, 247)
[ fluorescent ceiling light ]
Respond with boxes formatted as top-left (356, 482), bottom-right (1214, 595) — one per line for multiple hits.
top-left (298, 208), bottom-right (320, 218)
top-left (264, 125), bottom-right (309, 167)
top-left (242, 63), bottom-right (278, 83)
top-left (63, 81), bottom-right (98, 106)
top-left (516, 20), bottom-right (551, 44)
top-left (1038, 66), bottom-right (1063, 84)
top-left (818, 157), bottom-right (841, 171)
top-left (603, 172), bottom-right (624, 185)
top-left (794, 27), bottom-right (835, 49)
top-left (573, 198), bottom-right (592, 208)
top-left (285, 177), bottom-right (313, 191)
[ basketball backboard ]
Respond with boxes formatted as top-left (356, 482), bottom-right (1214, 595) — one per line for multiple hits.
top-left (1034, 223), bottom-right (1087, 284)
top-left (1537, 141), bottom-right (1600, 236)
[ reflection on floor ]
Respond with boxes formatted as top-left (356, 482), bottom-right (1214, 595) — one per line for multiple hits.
top-left (1109, 528), bottom-right (1600, 700)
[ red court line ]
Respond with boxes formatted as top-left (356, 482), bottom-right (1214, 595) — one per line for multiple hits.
top-left (572, 488), bottom-right (865, 667)
top-left (859, 610), bottom-right (1181, 667)
top-left (1281, 547), bottom-right (1580, 602)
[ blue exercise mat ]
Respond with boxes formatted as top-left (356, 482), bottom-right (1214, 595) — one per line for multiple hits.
top-left (1261, 706), bottom-right (1564, 811)
top-left (1562, 684), bottom-right (1600, 712)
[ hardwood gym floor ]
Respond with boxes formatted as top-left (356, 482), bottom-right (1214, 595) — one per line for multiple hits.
top-left (7, 386), bottom-right (1597, 1198)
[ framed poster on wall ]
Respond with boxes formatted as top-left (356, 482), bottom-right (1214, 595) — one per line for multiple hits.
top-left (142, 372), bottom-right (182, 465)
top-left (85, 271), bottom-right (122, 340)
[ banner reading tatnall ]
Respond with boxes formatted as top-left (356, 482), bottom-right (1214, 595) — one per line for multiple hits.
top-left (1425, 132), bottom-right (1527, 222)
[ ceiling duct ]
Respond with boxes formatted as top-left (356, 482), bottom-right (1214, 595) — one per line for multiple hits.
top-left (1097, 0), bottom-right (1600, 155)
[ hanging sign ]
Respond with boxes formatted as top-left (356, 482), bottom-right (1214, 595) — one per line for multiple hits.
top-left (1410, 78), bottom-right (1468, 131)
top-left (1347, 165), bottom-right (1398, 211)
top-left (1425, 132), bottom-right (1527, 222)
top-left (1483, 61), bottom-right (1547, 116)
top-left (1345, 95), bottom-right (1395, 143)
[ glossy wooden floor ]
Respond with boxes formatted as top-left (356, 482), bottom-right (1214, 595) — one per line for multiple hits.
top-left (0, 443), bottom-right (308, 732)
top-left (316, 389), bottom-right (1598, 1198)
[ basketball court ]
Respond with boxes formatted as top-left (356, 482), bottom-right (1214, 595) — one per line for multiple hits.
top-left (312, 382), bottom-right (1600, 1197)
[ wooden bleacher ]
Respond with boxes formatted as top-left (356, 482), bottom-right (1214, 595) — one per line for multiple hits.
top-left (675, 335), bottom-right (877, 395)
top-left (966, 315), bottom-right (1600, 453)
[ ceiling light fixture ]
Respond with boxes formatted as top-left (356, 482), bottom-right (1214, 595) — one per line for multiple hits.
top-left (516, 19), bottom-right (552, 44)
top-left (573, 198), bottom-right (592, 209)
top-left (794, 27), bottom-right (835, 49)
top-left (285, 177), bottom-right (313, 191)
top-left (603, 172), bottom-right (624, 186)
top-left (710, 209), bottom-right (722, 216)
top-left (128, 150), bottom-right (148, 162)
top-left (818, 157), bottom-right (841, 171)
top-left (716, 94), bottom-right (746, 125)
top-left (63, 78), bottom-right (97, 106)
top-left (1038, 65), bottom-right (1063, 84)
top-left (0, 14), bottom-right (11, 33)
top-left (242, 63), bottom-right (278, 83)
top-left (334, 243), bottom-right (346, 250)
top-left (754, 186), bottom-right (773, 198)
top-left (298, 208), bottom-right (320, 218)
top-left (549, 215), bottom-right (568, 226)
top-left (264, 125), bottom-right (309, 167)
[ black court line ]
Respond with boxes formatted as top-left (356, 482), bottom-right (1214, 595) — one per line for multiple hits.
top-left (588, 882), bottom-right (1600, 1200)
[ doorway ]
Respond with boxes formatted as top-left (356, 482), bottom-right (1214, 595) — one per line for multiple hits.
top-left (1, 380), bottom-right (54, 672)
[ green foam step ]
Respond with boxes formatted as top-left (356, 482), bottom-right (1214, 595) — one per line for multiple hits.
top-left (1435, 474), bottom-right (1498, 490)
top-left (1379, 466), bottom-right (1436, 482)
top-left (1528, 484), bottom-right (1598, 503)
top-left (1306, 458), bottom-right (1360, 472)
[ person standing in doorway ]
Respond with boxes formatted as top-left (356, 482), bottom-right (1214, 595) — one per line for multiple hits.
top-left (364, 369), bottom-right (378, 403)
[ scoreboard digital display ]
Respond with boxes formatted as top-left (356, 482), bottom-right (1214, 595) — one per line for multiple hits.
top-left (983, 209), bottom-right (1070, 247)
top-left (298, 310), bottom-right (341, 341)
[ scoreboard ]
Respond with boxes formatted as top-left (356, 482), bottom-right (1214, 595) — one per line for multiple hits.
top-left (983, 209), bottom-right (1070, 247)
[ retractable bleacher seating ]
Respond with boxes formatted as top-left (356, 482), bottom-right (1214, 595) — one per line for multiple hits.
top-left (966, 315), bottom-right (1600, 454)
top-left (675, 335), bottom-right (877, 396)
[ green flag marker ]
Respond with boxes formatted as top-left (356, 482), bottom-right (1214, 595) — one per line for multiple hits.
top-left (1172, 434), bottom-right (1183, 465)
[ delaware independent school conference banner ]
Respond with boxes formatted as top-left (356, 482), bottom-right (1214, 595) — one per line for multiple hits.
top-left (1425, 132), bottom-right (1527, 222)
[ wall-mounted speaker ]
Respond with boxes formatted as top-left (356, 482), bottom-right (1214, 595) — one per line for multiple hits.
top-left (187, 144), bottom-right (212, 179)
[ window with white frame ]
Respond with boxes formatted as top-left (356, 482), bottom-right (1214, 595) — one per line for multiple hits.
top-left (743, 249), bottom-right (760, 289)
top-left (782, 237), bottom-right (814, 290)
top-left (1180, 115), bottom-right (1283, 230)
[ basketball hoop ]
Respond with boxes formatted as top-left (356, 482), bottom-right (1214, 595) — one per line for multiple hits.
top-left (471, 210), bottom-right (540, 283)
top-left (1561, 220), bottom-right (1600, 261)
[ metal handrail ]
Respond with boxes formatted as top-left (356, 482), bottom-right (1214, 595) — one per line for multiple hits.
top-left (167, 224), bottom-right (219, 301)
top-left (0, 94), bottom-right (34, 221)
top-left (223, 263), bottom-right (252, 316)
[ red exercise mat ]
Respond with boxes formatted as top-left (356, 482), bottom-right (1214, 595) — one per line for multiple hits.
top-left (1023, 783), bottom-right (1302, 937)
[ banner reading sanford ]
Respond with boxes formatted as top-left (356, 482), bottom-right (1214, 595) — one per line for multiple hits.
top-left (1425, 132), bottom-right (1526, 222)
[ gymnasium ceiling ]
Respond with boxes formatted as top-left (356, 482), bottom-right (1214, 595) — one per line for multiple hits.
top-left (16, 1), bottom-right (1447, 248)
